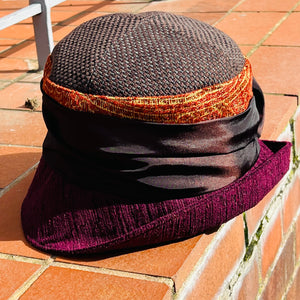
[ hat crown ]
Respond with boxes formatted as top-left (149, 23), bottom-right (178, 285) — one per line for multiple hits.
top-left (49, 12), bottom-right (245, 97)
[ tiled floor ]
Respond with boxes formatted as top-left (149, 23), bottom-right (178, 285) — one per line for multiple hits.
top-left (0, 0), bottom-right (300, 299)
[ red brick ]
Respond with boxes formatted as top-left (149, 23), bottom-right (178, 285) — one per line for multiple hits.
top-left (54, 0), bottom-right (149, 13)
top-left (261, 211), bottom-right (282, 278)
top-left (295, 107), bottom-right (300, 155)
top-left (238, 259), bottom-right (260, 300)
top-left (59, 12), bottom-right (110, 26)
top-left (0, 41), bottom-right (37, 60)
top-left (0, 170), bottom-right (49, 258)
top-left (264, 12), bottom-right (300, 46)
top-left (21, 266), bottom-right (171, 300)
top-left (0, 57), bottom-right (30, 80)
top-left (0, 146), bottom-right (41, 188)
top-left (260, 230), bottom-right (295, 299)
top-left (185, 0), bottom-right (239, 12)
top-left (0, 82), bottom-right (41, 110)
top-left (286, 265), bottom-right (300, 300)
top-left (57, 233), bottom-right (216, 292)
top-left (283, 177), bottom-right (300, 233)
top-left (249, 47), bottom-right (300, 95)
top-left (0, 110), bottom-right (46, 147)
top-left (296, 212), bottom-right (300, 260)
top-left (245, 185), bottom-right (278, 239)
top-left (0, 0), bottom-right (28, 10)
top-left (184, 216), bottom-right (245, 300)
top-left (0, 23), bottom-right (34, 40)
top-left (0, 259), bottom-right (40, 300)
top-left (176, 12), bottom-right (225, 25)
top-left (236, 0), bottom-right (297, 12)
top-left (139, 0), bottom-right (199, 13)
top-left (215, 12), bottom-right (285, 45)
top-left (260, 94), bottom-right (298, 140)
top-left (52, 25), bottom-right (76, 42)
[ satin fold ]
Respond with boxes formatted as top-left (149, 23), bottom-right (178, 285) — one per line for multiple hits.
top-left (42, 81), bottom-right (264, 200)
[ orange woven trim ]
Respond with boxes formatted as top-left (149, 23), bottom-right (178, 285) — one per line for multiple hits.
top-left (42, 56), bottom-right (253, 124)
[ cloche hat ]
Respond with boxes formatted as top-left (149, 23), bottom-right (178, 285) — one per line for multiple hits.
top-left (21, 12), bottom-right (291, 255)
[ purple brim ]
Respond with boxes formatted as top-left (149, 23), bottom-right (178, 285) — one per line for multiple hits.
top-left (21, 140), bottom-right (291, 256)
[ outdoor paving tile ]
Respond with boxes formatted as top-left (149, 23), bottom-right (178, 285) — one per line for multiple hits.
top-left (0, 82), bottom-right (41, 110)
top-left (235, 0), bottom-right (298, 12)
top-left (51, 10), bottom-right (79, 24)
top-left (140, 0), bottom-right (239, 13)
top-left (56, 233), bottom-right (215, 292)
top-left (215, 12), bottom-right (285, 45)
top-left (264, 12), bottom-right (300, 46)
top-left (249, 46), bottom-right (300, 94)
top-left (0, 81), bottom-right (11, 90)
top-left (239, 45), bottom-right (255, 56)
top-left (54, 0), bottom-right (148, 13)
top-left (20, 71), bottom-right (43, 83)
top-left (0, 259), bottom-right (40, 300)
top-left (20, 266), bottom-right (171, 300)
top-left (0, 41), bottom-right (37, 60)
top-left (59, 11), bottom-right (110, 26)
top-left (139, 0), bottom-right (196, 13)
top-left (57, 236), bottom-right (199, 277)
top-left (0, 0), bottom-right (28, 10)
top-left (0, 146), bottom-right (41, 188)
top-left (92, 0), bottom-right (149, 13)
top-left (261, 94), bottom-right (298, 140)
top-left (52, 25), bottom-right (77, 42)
top-left (0, 39), bottom-right (23, 52)
top-left (54, 0), bottom-right (102, 11)
top-left (0, 110), bottom-right (46, 146)
top-left (0, 24), bottom-right (34, 40)
top-left (0, 170), bottom-right (49, 258)
top-left (176, 12), bottom-right (225, 25)
top-left (0, 57), bottom-right (31, 80)
top-left (185, 0), bottom-right (240, 12)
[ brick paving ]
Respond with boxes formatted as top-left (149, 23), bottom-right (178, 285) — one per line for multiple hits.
top-left (0, 0), bottom-right (300, 299)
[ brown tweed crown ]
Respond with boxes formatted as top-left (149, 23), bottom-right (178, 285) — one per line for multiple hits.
top-left (49, 11), bottom-right (245, 97)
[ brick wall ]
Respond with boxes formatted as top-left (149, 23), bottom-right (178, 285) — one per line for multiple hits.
top-left (174, 105), bottom-right (300, 299)
top-left (1, 0), bottom-right (300, 298)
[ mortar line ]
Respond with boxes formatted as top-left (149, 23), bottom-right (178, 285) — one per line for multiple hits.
top-left (247, 0), bottom-right (300, 58)
top-left (212, 0), bottom-right (247, 26)
top-left (257, 204), bottom-right (300, 297)
top-left (0, 143), bottom-right (42, 149)
top-left (218, 167), bottom-right (296, 298)
top-left (282, 256), bottom-right (300, 298)
top-left (175, 219), bottom-right (234, 300)
top-left (0, 161), bottom-right (38, 198)
top-left (0, 107), bottom-right (42, 113)
top-left (233, 10), bottom-right (298, 13)
top-left (51, 260), bottom-right (175, 289)
top-left (8, 257), bottom-right (55, 300)
top-left (0, 252), bottom-right (47, 265)
top-left (260, 44), bottom-right (300, 48)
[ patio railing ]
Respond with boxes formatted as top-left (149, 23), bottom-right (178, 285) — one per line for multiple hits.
top-left (0, 0), bottom-right (66, 69)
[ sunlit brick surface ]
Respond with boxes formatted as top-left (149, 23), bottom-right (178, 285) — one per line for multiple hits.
top-left (0, 0), bottom-right (299, 299)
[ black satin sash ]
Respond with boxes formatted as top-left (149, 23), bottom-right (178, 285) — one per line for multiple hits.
top-left (41, 80), bottom-right (265, 200)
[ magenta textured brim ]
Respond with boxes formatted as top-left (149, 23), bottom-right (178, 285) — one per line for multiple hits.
top-left (21, 140), bottom-right (291, 256)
